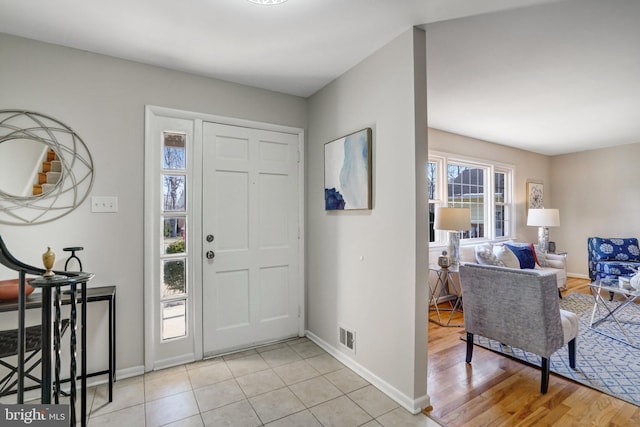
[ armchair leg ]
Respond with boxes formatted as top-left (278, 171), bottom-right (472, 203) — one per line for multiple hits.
top-left (465, 333), bottom-right (474, 363)
top-left (568, 338), bottom-right (576, 368)
top-left (541, 357), bottom-right (550, 394)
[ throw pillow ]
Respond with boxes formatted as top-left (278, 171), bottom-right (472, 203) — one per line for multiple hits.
top-left (505, 240), bottom-right (529, 247)
top-left (528, 243), bottom-right (540, 265)
top-left (474, 243), bottom-right (504, 266)
top-left (493, 244), bottom-right (520, 269)
top-left (533, 244), bottom-right (549, 267)
top-left (505, 243), bottom-right (536, 269)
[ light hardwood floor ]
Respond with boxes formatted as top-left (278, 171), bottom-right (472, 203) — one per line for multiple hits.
top-left (426, 277), bottom-right (640, 427)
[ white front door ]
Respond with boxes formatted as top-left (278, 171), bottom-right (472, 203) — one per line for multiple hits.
top-left (202, 122), bottom-right (300, 356)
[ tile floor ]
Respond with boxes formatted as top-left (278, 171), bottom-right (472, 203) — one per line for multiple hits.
top-left (82, 337), bottom-right (441, 427)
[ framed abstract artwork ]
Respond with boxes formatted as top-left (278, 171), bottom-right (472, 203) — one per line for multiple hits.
top-left (324, 128), bottom-right (372, 210)
top-left (526, 181), bottom-right (544, 211)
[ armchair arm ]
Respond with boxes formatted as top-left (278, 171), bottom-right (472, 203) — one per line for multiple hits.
top-left (545, 253), bottom-right (566, 269)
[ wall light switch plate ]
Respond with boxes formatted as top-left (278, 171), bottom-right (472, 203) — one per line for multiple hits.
top-left (91, 196), bottom-right (118, 213)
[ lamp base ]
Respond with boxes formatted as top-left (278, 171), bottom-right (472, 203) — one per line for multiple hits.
top-left (537, 227), bottom-right (550, 253)
top-left (448, 231), bottom-right (461, 266)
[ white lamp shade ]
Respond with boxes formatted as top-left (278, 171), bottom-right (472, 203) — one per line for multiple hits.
top-left (434, 207), bottom-right (471, 231)
top-left (527, 208), bottom-right (560, 227)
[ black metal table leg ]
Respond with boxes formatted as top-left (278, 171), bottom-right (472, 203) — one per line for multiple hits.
top-left (109, 297), bottom-right (113, 402)
top-left (54, 285), bottom-right (62, 404)
top-left (41, 286), bottom-right (52, 404)
top-left (17, 270), bottom-right (26, 404)
top-left (69, 282), bottom-right (77, 426)
top-left (81, 282), bottom-right (87, 426)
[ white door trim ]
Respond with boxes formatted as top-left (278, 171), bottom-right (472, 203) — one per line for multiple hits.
top-left (144, 105), bottom-right (305, 371)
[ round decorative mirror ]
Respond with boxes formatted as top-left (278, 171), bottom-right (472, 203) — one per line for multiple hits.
top-left (0, 110), bottom-right (94, 225)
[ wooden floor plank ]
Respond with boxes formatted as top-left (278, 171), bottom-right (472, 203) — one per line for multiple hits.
top-left (426, 277), bottom-right (639, 427)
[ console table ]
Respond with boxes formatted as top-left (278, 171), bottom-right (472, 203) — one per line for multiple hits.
top-left (0, 285), bottom-right (117, 402)
top-left (0, 237), bottom-right (112, 426)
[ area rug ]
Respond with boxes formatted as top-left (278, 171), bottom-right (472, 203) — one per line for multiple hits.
top-left (466, 292), bottom-right (640, 406)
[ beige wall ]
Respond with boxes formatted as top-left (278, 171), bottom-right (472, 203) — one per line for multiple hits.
top-left (307, 28), bottom-right (429, 412)
top-left (551, 142), bottom-right (640, 277)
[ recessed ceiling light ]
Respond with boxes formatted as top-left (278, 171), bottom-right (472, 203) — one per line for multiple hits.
top-left (248, 0), bottom-right (288, 5)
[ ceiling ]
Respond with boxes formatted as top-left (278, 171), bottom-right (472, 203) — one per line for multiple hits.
top-left (425, 0), bottom-right (640, 155)
top-left (1, 0), bottom-right (638, 155)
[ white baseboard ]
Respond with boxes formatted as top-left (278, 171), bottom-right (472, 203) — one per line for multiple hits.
top-left (116, 365), bottom-right (145, 380)
top-left (568, 272), bottom-right (589, 279)
top-left (152, 354), bottom-right (196, 372)
top-left (305, 331), bottom-right (430, 415)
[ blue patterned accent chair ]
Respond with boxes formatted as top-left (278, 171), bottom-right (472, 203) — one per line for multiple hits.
top-left (587, 237), bottom-right (640, 281)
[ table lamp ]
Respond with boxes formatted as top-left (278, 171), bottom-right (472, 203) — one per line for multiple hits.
top-left (527, 208), bottom-right (560, 253)
top-left (434, 207), bottom-right (471, 266)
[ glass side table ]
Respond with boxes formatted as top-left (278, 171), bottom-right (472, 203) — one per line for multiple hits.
top-left (589, 278), bottom-right (640, 349)
top-left (428, 265), bottom-right (463, 327)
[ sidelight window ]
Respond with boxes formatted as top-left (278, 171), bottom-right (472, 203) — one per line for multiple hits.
top-left (160, 132), bottom-right (188, 341)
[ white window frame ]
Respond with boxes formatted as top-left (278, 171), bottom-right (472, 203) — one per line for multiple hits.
top-left (144, 112), bottom-right (197, 371)
top-left (429, 151), bottom-right (514, 248)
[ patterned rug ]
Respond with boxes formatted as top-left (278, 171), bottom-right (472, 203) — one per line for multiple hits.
top-left (467, 292), bottom-right (640, 406)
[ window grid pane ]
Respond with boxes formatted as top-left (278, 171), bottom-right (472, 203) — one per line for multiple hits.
top-left (428, 161), bottom-right (438, 242)
top-left (429, 203), bottom-right (436, 242)
top-left (428, 162), bottom-right (437, 201)
top-left (162, 175), bottom-right (186, 212)
top-left (163, 216), bottom-right (186, 255)
top-left (162, 300), bottom-right (187, 340)
top-left (495, 172), bottom-right (507, 237)
top-left (447, 164), bottom-right (485, 239)
top-left (163, 132), bottom-right (186, 170)
top-left (162, 259), bottom-right (186, 298)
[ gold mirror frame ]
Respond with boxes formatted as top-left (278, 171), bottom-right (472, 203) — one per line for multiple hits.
top-left (0, 110), bottom-right (94, 225)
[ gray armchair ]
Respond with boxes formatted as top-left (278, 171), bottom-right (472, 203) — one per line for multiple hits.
top-left (458, 263), bottom-right (579, 393)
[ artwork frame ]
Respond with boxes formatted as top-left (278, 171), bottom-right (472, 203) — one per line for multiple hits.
top-left (526, 181), bottom-right (544, 211)
top-left (324, 128), bottom-right (372, 210)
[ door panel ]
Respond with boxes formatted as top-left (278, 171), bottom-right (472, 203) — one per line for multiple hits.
top-left (215, 270), bottom-right (250, 329)
top-left (259, 173), bottom-right (289, 247)
top-left (202, 122), bottom-right (299, 355)
top-left (260, 266), bottom-right (290, 320)
top-left (215, 171), bottom-right (249, 251)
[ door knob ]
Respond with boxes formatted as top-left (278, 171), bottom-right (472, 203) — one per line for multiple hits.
top-left (206, 250), bottom-right (215, 260)
top-left (206, 234), bottom-right (214, 243)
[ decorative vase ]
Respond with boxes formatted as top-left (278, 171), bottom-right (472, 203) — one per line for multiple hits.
top-left (438, 250), bottom-right (451, 269)
top-left (42, 246), bottom-right (55, 277)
